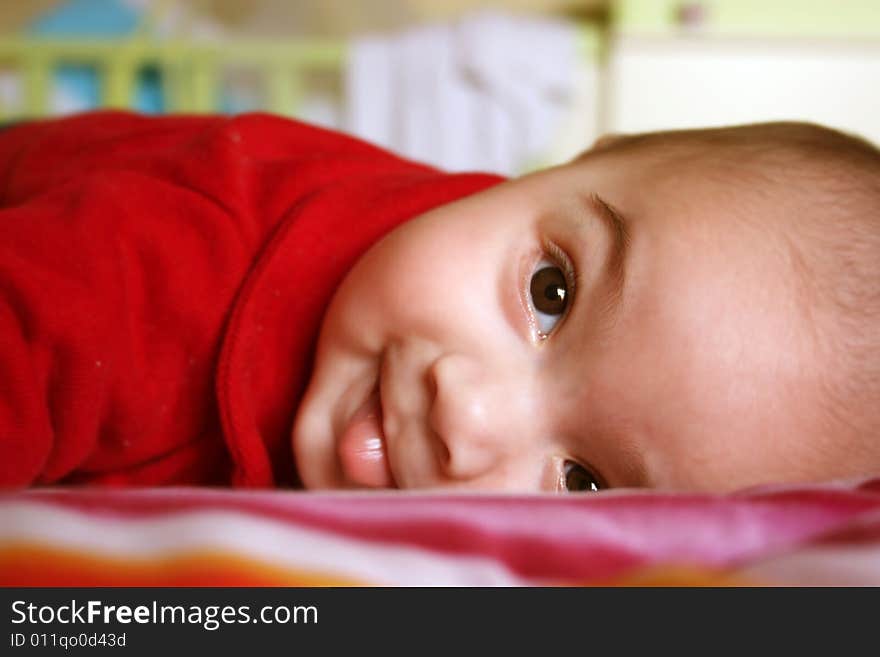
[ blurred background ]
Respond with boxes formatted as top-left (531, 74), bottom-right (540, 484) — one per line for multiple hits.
top-left (0, 0), bottom-right (878, 174)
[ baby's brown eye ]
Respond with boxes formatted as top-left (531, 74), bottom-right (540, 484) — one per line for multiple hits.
top-left (530, 266), bottom-right (568, 316)
top-left (563, 461), bottom-right (601, 493)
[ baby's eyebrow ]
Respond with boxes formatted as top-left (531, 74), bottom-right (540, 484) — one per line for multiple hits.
top-left (586, 193), bottom-right (630, 317)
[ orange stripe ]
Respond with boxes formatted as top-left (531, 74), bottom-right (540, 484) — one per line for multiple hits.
top-left (0, 544), bottom-right (768, 587)
top-left (0, 543), bottom-right (369, 587)
top-left (593, 565), bottom-right (765, 587)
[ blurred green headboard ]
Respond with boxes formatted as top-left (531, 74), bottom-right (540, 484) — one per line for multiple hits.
top-left (0, 36), bottom-right (344, 120)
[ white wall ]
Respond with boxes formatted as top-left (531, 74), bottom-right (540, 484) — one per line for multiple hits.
top-left (605, 35), bottom-right (880, 145)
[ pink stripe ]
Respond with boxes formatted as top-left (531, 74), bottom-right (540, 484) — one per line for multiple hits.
top-left (5, 479), bottom-right (880, 581)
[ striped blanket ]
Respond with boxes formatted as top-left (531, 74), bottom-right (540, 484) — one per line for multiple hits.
top-left (2, 480), bottom-right (880, 586)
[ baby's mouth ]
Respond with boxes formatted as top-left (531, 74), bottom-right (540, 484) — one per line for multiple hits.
top-left (337, 387), bottom-right (396, 488)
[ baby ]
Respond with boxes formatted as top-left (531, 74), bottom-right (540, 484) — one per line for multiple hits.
top-left (293, 122), bottom-right (880, 493)
top-left (1, 113), bottom-right (877, 492)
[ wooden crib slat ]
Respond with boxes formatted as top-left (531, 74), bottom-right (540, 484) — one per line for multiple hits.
top-left (0, 37), bottom-right (345, 119)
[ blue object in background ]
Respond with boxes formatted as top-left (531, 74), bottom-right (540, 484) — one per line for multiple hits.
top-left (29, 0), bottom-right (141, 36)
top-left (28, 0), bottom-right (165, 114)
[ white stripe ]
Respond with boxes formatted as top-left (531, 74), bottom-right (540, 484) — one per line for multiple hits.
top-left (0, 501), bottom-right (532, 586)
top-left (738, 545), bottom-right (880, 586)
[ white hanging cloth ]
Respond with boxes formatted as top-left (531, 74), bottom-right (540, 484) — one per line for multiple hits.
top-left (345, 10), bottom-right (578, 175)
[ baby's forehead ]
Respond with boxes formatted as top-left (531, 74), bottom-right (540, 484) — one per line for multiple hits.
top-left (595, 124), bottom-right (874, 201)
top-left (614, 142), bottom-right (839, 234)
top-left (569, 142), bottom-right (821, 322)
top-left (575, 147), bottom-right (769, 229)
top-left (557, 126), bottom-right (872, 282)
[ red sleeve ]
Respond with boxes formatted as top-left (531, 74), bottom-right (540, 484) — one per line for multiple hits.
top-left (0, 113), bottom-right (230, 485)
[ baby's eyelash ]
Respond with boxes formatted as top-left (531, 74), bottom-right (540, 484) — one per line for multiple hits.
top-left (542, 239), bottom-right (578, 299)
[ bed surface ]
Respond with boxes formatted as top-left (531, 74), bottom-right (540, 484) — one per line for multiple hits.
top-left (2, 479), bottom-right (880, 586)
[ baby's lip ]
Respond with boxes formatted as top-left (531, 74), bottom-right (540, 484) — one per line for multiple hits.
top-left (336, 388), bottom-right (396, 488)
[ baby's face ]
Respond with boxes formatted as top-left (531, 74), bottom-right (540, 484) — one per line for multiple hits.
top-left (293, 143), bottom-right (850, 493)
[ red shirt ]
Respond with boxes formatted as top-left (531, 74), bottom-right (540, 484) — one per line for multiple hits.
top-left (0, 112), bottom-right (502, 488)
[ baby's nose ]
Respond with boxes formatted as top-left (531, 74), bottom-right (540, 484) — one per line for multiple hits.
top-left (427, 353), bottom-right (534, 481)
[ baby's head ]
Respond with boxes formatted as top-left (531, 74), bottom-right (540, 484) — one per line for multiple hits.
top-left (293, 122), bottom-right (880, 493)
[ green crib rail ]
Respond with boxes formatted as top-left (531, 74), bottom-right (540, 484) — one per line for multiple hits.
top-left (0, 37), bottom-right (346, 120)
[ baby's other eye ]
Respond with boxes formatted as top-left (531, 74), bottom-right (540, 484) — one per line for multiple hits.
top-left (529, 258), bottom-right (571, 336)
top-left (563, 460), bottom-right (602, 493)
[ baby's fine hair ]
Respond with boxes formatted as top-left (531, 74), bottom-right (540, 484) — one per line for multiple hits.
top-left (594, 121), bottom-right (880, 444)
